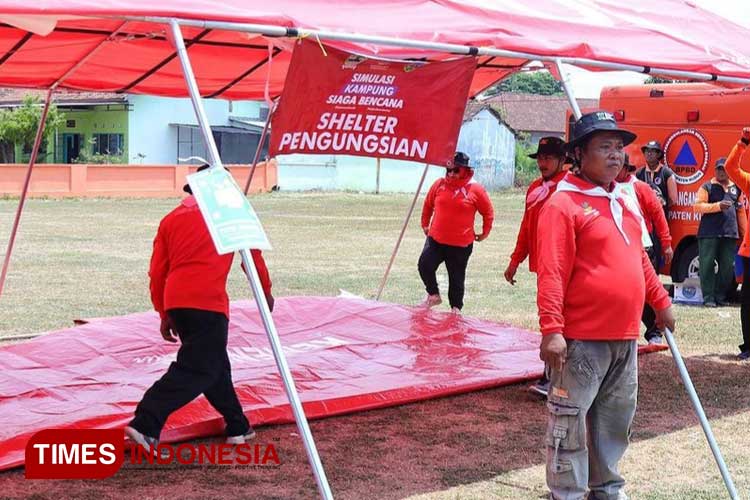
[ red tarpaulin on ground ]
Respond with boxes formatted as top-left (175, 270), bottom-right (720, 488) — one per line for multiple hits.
top-left (0, 296), bottom-right (666, 470)
top-left (269, 40), bottom-right (476, 167)
top-left (0, 1), bottom-right (746, 99)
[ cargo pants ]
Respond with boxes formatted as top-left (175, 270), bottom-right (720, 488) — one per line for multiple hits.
top-left (546, 339), bottom-right (638, 500)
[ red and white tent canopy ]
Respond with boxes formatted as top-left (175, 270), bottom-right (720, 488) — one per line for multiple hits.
top-left (0, 0), bottom-right (747, 99)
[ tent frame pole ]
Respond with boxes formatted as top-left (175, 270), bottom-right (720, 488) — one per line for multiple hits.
top-left (168, 20), bottom-right (333, 500)
top-left (121, 15), bottom-right (750, 85)
top-left (244, 104), bottom-right (274, 195)
top-left (556, 58), bottom-right (582, 120)
top-left (0, 89), bottom-right (52, 299)
top-left (375, 163), bottom-right (430, 300)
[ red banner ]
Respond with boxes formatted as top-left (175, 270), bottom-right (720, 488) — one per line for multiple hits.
top-left (269, 40), bottom-right (476, 167)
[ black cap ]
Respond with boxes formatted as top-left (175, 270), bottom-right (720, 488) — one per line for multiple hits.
top-left (566, 111), bottom-right (637, 152)
top-left (641, 140), bottom-right (664, 159)
top-left (715, 157), bottom-right (727, 170)
top-left (453, 151), bottom-right (471, 168)
top-left (183, 164), bottom-right (222, 194)
top-left (529, 136), bottom-right (567, 159)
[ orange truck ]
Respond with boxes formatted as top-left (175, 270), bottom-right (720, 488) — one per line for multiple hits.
top-left (589, 83), bottom-right (750, 283)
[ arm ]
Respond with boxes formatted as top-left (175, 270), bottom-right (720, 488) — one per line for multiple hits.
top-left (474, 187), bottom-right (494, 241)
top-left (724, 133), bottom-right (750, 193)
top-left (148, 223), bottom-right (169, 320)
top-left (638, 182), bottom-right (672, 253)
top-left (694, 185), bottom-right (722, 214)
top-left (737, 195), bottom-right (747, 243)
top-left (536, 200), bottom-right (577, 370)
top-left (420, 181), bottom-right (438, 235)
top-left (642, 249), bottom-right (675, 332)
top-left (241, 249), bottom-right (274, 311)
top-left (666, 174), bottom-right (678, 207)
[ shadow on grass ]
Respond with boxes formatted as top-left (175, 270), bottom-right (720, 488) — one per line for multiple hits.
top-left (0, 352), bottom-right (747, 500)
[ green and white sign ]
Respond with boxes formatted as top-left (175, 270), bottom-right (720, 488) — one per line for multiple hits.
top-left (188, 166), bottom-right (271, 254)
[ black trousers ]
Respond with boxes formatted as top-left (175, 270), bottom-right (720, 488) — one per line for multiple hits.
top-left (417, 236), bottom-right (473, 309)
top-left (641, 244), bottom-right (661, 340)
top-left (740, 257), bottom-right (750, 353)
top-left (130, 308), bottom-right (250, 439)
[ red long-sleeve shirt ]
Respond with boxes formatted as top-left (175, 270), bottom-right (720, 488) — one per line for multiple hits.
top-left (421, 178), bottom-right (494, 247)
top-left (149, 196), bottom-right (272, 320)
top-left (536, 174), bottom-right (671, 340)
top-left (724, 140), bottom-right (750, 257)
top-left (510, 170), bottom-right (566, 272)
top-left (628, 176), bottom-right (672, 249)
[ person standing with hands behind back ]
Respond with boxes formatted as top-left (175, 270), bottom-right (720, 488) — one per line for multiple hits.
top-left (418, 152), bottom-right (494, 314)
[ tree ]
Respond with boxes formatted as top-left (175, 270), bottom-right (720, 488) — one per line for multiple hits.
top-left (644, 76), bottom-right (686, 84)
top-left (485, 71), bottom-right (563, 96)
top-left (0, 95), bottom-right (65, 163)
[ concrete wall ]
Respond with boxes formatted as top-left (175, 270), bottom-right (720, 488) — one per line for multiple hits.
top-left (456, 109), bottom-right (516, 189)
top-left (127, 95), bottom-right (263, 164)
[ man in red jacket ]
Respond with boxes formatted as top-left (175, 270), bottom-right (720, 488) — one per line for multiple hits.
top-left (125, 164), bottom-right (274, 451)
top-left (419, 151), bottom-right (494, 313)
top-left (616, 154), bottom-right (673, 344)
top-left (537, 112), bottom-right (675, 499)
top-left (504, 136), bottom-right (567, 397)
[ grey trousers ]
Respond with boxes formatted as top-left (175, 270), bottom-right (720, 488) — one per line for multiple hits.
top-left (546, 340), bottom-right (638, 500)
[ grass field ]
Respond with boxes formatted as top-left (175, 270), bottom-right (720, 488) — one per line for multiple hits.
top-left (1, 191), bottom-right (749, 499)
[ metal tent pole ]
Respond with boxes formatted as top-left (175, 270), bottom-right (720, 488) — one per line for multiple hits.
top-left (122, 15), bottom-right (750, 86)
top-left (556, 59), bottom-right (582, 120)
top-left (0, 89), bottom-right (53, 299)
top-left (244, 104), bottom-right (274, 195)
top-left (663, 329), bottom-right (738, 499)
top-left (168, 20), bottom-right (333, 500)
top-left (375, 163), bottom-right (430, 300)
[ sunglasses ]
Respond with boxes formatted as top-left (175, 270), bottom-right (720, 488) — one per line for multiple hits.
top-left (446, 167), bottom-right (462, 174)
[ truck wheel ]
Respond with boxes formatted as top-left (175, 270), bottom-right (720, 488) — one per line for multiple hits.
top-left (674, 240), bottom-right (699, 283)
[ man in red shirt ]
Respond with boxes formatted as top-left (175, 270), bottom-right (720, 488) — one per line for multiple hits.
top-left (616, 154), bottom-right (673, 344)
top-left (504, 136), bottom-right (567, 397)
top-left (505, 136), bottom-right (568, 284)
top-left (125, 164), bottom-right (273, 451)
top-left (419, 152), bottom-right (494, 313)
top-left (537, 112), bottom-right (675, 499)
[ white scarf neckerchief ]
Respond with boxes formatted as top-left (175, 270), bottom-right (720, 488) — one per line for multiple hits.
top-left (448, 178), bottom-right (477, 199)
top-left (617, 176), bottom-right (653, 248)
top-left (556, 176), bottom-right (647, 246)
top-left (526, 179), bottom-right (557, 209)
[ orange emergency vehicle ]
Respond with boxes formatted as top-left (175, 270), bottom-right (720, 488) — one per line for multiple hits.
top-left (580, 83), bottom-right (750, 283)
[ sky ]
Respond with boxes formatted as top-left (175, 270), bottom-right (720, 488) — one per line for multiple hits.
top-left (561, 0), bottom-right (747, 98)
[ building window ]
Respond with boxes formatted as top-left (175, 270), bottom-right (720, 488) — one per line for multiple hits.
top-left (66, 119), bottom-right (76, 128)
top-left (92, 133), bottom-right (124, 155)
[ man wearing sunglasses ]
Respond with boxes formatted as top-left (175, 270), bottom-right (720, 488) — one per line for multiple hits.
top-left (418, 152), bottom-right (494, 313)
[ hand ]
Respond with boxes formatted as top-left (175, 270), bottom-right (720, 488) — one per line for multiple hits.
top-left (742, 127), bottom-right (750, 142)
top-left (655, 306), bottom-right (676, 334)
top-left (160, 317), bottom-right (178, 343)
top-left (719, 200), bottom-right (733, 210)
top-left (662, 246), bottom-right (674, 264)
top-left (422, 226), bottom-right (429, 236)
top-left (474, 233), bottom-right (488, 242)
top-left (503, 262), bottom-right (518, 285)
top-left (265, 293), bottom-right (275, 312)
top-left (540, 333), bottom-right (567, 372)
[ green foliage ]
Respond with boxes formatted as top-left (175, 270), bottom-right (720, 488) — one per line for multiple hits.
top-left (486, 71), bottom-right (563, 96)
top-left (73, 137), bottom-right (125, 164)
top-left (645, 76), bottom-right (686, 84)
top-left (514, 135), bottom-right (538, 187)
top-left (0, 95), bottom-right (64, 163)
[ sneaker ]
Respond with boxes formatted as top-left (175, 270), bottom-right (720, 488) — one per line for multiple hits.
top-left (226, 427), bottom-right (257, 445)
top-left (529, 380), bottom-right (550, 397)
top-left (125, 426), bottom-right (159, 454)
top-left (738, 351), bottom-right (750, 361)
top-left (450, 307), bottom-right (461, 315)
top-left (704, 301), bottom-right (717, 308)
top-left (420, 294), bottom-right (442, 308)
top-left (647, 335), bottom-right (664, 345)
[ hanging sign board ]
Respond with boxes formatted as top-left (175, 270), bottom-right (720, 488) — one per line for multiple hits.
top-left (270, 39), bottom-right (476, 167)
